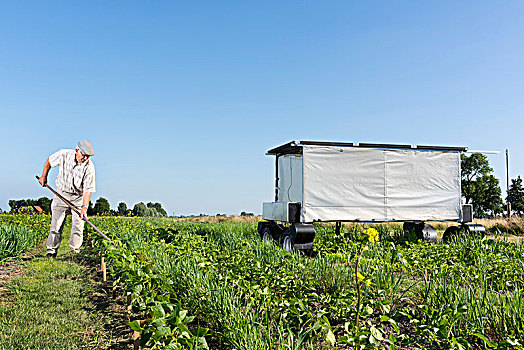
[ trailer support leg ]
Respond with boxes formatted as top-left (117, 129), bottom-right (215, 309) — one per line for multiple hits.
top-left (335, 221), bottom-right (342, 235)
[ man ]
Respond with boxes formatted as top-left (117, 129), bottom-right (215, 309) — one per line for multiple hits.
top-left (38, 140), bottom-right (96, 257)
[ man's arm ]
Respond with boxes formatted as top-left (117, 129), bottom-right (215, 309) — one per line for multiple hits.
top-left (81, 192), bottom-right (91, 220)
top-left (39, 159), bottom-right (51, 187)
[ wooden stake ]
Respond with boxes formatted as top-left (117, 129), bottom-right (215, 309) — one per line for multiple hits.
top-left (101, 256), bottom-right (107, 282)
top-left (133, 320), bottom-right (142, 350)
top-left (127, 291), bottom-right (132, 311)
top-left (112, 279), bottom-right (117, 299)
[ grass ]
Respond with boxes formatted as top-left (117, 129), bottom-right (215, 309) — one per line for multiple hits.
top-left (0, 259), bottom-right (104, 349)
top-left (0, 217), bottom-right (129, 350)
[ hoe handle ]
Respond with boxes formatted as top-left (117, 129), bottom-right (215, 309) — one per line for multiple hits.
top-left (35, 175), bottom-right (118, 248)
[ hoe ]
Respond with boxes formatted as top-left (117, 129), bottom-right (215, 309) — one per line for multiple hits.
top-left (35, 175), bottom-right (118, 248)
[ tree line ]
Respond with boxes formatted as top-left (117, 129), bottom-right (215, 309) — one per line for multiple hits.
top-left (3, 154), bottom-right (524, 218)
top-left (5, 197), bottom-right (168, 217)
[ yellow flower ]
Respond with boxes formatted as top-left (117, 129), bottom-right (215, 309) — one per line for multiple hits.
top-left (365, 228), bottom-right (379, 244)
top-left (353, 272), bottom-right (365, 283)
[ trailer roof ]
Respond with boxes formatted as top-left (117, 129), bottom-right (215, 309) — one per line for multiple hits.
top-left (266, 140), bottom-right (468, 155)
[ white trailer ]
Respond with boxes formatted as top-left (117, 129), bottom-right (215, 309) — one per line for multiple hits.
top-left (258, 141), bottom-right (483, 251)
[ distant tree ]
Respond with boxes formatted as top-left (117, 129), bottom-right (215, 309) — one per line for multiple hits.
top-left (36, 197), bottom-right (52, 213)
top-left (9, 199), bottom-right (27, 212)
top-left (8, 197), bottom-right (52, 213)
top-left (8, 200), bottom-right (17, 212)
top-left (93, 197), bottom-right (111, 215)
top-left (133, 202), bottom-right (148, 217)
top-left (145, 202), bottom-right (167, 217)
top-left (507, 175), bottom-right (524, 216)
top-left (461, 154), bottom-right (504, 217)
top-left (240, 211), bottom-right (254, 217)
top-left (117, 202), bottom-right (128, 216)
top-left (153, 203), bottom-right (167, 217)
top-left (143, 203), bottom-right (155, 216)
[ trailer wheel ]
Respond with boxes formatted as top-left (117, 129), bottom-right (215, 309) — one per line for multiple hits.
top-left (442, 226), bottom-right (460, 243)
top-left (403, 221), bottom-right (425, 240)
top-left (260, 226), bottom-right (273, 242)
top-left (463, 223), bottom-right (486, 237)
top-left (281, 232), bottom-right (294, 252)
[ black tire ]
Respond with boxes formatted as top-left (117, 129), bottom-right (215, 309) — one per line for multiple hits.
top-left (260, 226), bottom-right (273, 242)
top-left (281, 231), bottom-right (294, 252)
top-left (442, 226), bottom-right (460, 243)
top-left (403, 221), bottom-right (425, 240)
top-left (463, 224), bottom-right (486, 238)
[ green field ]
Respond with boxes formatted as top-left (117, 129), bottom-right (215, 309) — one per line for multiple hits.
top-left (1, 214), bottom-right (524, 349)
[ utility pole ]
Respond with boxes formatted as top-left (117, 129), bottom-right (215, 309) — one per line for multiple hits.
top-left (506, 149), bottom-right (511, 218)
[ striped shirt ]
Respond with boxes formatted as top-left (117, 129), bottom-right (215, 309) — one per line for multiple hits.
top-left (49, 149), bottom-right (96, 194)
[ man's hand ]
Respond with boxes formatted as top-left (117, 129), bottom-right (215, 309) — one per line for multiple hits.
top-left (40, 159), bottom-right (51, 187)
top-left (38, 176), bottom-right (47, 187)
top-left (81, 192), bottom-right (91, 221)
top-left (80, 206), bottom-right (88, 220)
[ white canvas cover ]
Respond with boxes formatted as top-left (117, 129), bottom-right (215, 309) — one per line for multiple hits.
top-left (301, 146), bottom-right (461, 222)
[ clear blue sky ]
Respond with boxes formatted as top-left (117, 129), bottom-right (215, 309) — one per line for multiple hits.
top-left (1, 1), bottom-right (523, 215)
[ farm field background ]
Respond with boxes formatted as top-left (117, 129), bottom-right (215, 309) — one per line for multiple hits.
top-left (1, 214), bottom-right (524, 349)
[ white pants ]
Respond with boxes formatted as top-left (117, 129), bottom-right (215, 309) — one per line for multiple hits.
top-left (46, 191), bottom-right (85, 254)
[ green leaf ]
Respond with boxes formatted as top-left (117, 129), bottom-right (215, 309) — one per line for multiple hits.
top-left (179, 309), bottom-right (188, 321)
top-left (159, 326), bottom-right (172, 337)
top-left (152, 318), bottom-right (165, 329)
top-left (178, 323), bottom-right (190, 334)
top-left (128, 320), bottom-right (143, 332)
top-left (380, 315), bottom-right (390, 322)
top-left (164, 343), bottom-right (182, 350)
top-left (387, 318), bottom-right (400, 333)
top-left (180, 331), bottom-right (191, 339)
top-left (369, 333), bottom-right (379, 346)
top-left (326, 329), bottom-right (336, 346)
top-left (152, 304), bottom-right (165, 318)
top-left (370, 326), bottom-right (384, 341)
top-left (361, 305), bottom-right (374, 317)
top-left (472, 333), bottom-right (497, 348)
top-left (451, 337), bottom-right (469, 350)
top-left (193, 327), bottom-right (209, 337)
top-left (195, 336), bottom-right (209, 350)
top-left (389, 332), bottom-right (397, 343)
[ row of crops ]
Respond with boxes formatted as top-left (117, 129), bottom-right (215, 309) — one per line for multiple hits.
top-left (79, 217), bottom-right (524, 349)
top-left (1, 214), bottom-right (523, 349)
top-left (0, 214), bottom-right (50, 263)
